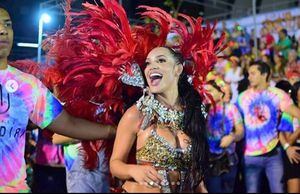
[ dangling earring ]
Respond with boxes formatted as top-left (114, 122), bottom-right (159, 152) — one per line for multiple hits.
top-left (119, 63), bottom-right (145, 89)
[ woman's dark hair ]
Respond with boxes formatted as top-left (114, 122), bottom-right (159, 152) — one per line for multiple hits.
top-left (165, 46), bottom-right (208, 190)
top-left (275, 80), bottom-right (292, 95)
top-left (291, 81), bottom-right (300, 105)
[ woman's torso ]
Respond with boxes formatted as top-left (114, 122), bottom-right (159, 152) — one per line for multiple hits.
top-left (136, 125), bottom-right (191, 170)
top-left (134, 95), bottom-right (193, 192)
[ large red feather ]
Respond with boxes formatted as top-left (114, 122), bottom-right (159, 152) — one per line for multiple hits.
top-left (45, 0), bottom-right (225, 172)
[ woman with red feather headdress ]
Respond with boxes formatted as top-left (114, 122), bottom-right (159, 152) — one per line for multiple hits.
top-left (45, 0), bottom-right (225, 192)
top-left (45, 0), bottom-right (176, 192)
top-left (110, 14), bottom-right (225, 194)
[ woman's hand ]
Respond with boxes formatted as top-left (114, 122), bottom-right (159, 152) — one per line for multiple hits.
top-left (286, 146), bottom-right (300, 164)
top-left (128, 165), bottom-right (162, 188)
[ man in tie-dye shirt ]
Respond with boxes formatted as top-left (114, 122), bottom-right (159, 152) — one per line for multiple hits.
top-left (0, 8), bottom-right (115, 192)
top-left (237, 61), bottom-right (300, 193)
top-left (205, 79), bottom-right (244, 193)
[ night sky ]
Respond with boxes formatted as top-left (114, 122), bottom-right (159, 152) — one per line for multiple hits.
top-left (0, 0), bottom-right (93, 61)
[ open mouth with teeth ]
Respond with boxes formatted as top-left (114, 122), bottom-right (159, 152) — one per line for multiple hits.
top-left (149, 72), bottom-right (163, 86)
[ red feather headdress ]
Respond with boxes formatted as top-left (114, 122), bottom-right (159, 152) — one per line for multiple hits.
top-left (171, 15), bottom-right (226, 100)
top-left (45, 0), bottom-right (173, 170)
top-left (45, 0), bottom-right (225, 170)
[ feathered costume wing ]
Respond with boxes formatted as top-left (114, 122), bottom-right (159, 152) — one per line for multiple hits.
top-left (45, 0), bottom-right (226, 171)
top-left (9, 60), bottom-right (40, 77)
top-left (45, 0), bottom-right (173, 170)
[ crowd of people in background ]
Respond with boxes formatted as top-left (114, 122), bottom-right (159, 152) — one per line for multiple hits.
top-left (207, 11), bottom-right (300, 193)
top-left (215, 12), bottom-right (300, 86)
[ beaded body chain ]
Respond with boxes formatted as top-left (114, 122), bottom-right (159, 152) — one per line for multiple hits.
top-left (136, 94), bottom-right (191, 192)
top-left (136, 94), bottom-right (184, 131)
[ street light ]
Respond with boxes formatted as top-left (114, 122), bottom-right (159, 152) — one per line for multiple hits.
top-left (37, 13), bottom-right (51, 64)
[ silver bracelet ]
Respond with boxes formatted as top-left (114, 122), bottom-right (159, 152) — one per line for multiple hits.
top-left (283, 143), bottom-right (290, 151)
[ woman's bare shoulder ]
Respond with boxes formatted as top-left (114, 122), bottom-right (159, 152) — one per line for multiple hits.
top-left (123, 104), bottom-right (143, 120)
top-left (118, 104), bottom-right (143, 133)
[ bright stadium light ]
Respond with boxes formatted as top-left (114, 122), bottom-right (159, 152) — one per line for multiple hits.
top-left (37, 13), bottom-right (52, 63)
top-left (41, 13), bottom-right (51, 24)
top-left (17, 43), bottom-right (39, 48)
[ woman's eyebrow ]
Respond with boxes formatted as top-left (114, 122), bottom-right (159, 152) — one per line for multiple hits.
top-left (156, 55), bottom-right (166, 58)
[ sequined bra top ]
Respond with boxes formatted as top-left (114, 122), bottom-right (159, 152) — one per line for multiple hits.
top-left (135, 94), bottom-right (192, 171)
top-left (136, 128), bottom-right (192, 170)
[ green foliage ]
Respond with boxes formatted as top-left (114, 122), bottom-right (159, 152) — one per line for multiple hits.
top-left (163, 0), bottom-right (183, 18)
top-left (164, 0), bottom-right (176, 10)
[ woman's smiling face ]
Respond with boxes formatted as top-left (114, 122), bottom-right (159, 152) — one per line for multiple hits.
top-left (144, 47), bottom-right (182, 94)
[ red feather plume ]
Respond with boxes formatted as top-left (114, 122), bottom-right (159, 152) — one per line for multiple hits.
top-left (45, 0), bottom-right (174, 170)
top-left (45, 0), bottom-right (225, 171)
top-left (171, 14), bottom-right (226, 100)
